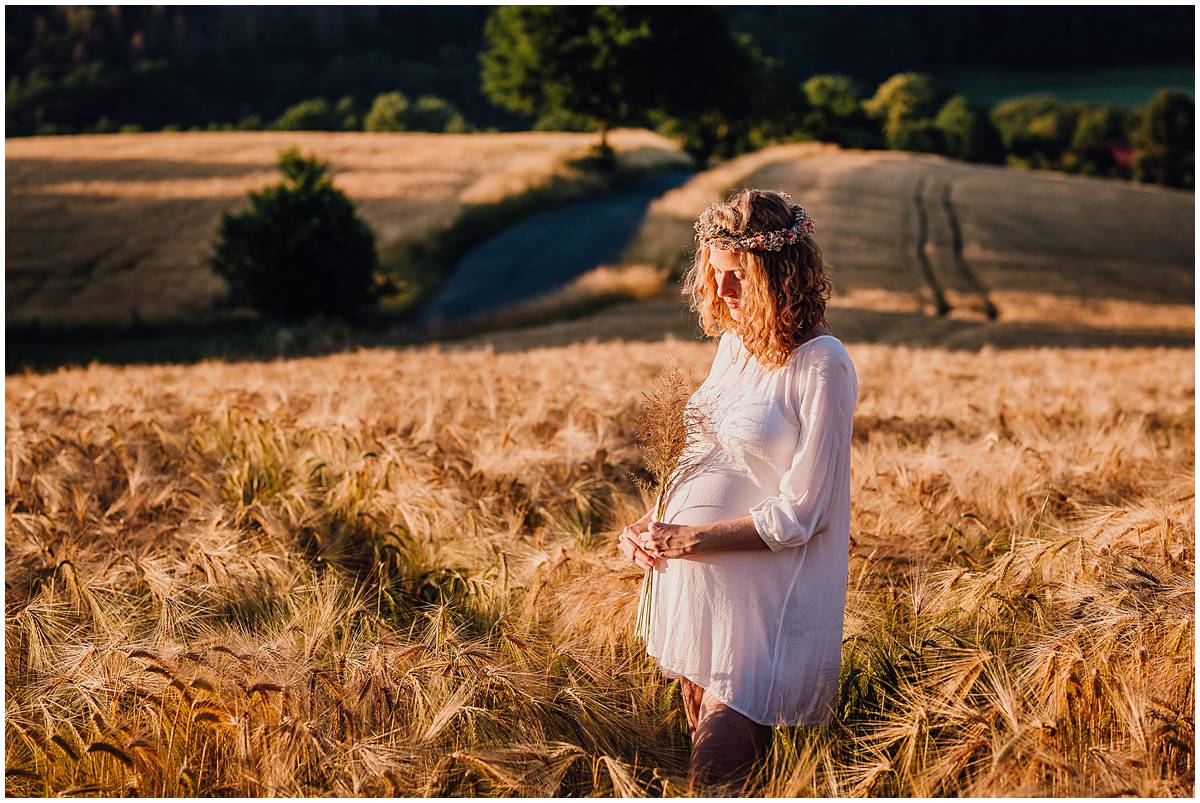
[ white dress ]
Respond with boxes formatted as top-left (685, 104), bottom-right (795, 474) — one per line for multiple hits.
top-left (638, 330), bottom-right (858, 727)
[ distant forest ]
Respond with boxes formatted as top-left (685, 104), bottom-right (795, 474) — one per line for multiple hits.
top-left (5, 6), bottom-right (1193, 136)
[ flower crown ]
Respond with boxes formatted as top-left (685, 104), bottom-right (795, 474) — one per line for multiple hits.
top-left (694, 195), bottom-right (816, 252)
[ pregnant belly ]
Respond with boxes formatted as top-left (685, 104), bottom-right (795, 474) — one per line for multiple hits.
top-left (661, 465), bottom-right (767, 528)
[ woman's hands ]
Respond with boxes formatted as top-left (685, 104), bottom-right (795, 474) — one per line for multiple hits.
top-left (619, 509), bottom-right (713, 570)
top-left (621, 511), bottom-right (769, 568)
top-left (618, 507), bottom-right (659, 570)
top-left (637, 521), bottom-right (704, 564)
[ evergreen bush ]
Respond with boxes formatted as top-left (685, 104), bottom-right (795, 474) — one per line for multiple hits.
top-left (865, 72), bottom-right (946, 153)
top-left (800, 74), bottom-right (868, 145)
top-left (1070, 104), bottom-right (1125, 176)
top-left (208, 147), bottom-right (383, 321)
top-left (364, 92), bottom-right (410, 132)
top-left (408, 95), bottom-right (469, 132)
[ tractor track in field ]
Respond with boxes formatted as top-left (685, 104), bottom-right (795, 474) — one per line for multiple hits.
top-left (913, 174), bottom-right (998, 320)
top-left (912, 177), bottom-right (951, 316)
top-left (939, 178), bottom-right (999, 321)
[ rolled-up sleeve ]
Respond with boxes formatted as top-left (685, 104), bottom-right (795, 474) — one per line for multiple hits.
top-left (749, 349), bottom-right (857, 551)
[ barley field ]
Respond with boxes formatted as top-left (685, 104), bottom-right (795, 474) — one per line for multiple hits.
top-left (6, 333), bottom-right (1193, 796)
top-left (5, 129), bottom-right (686, 327)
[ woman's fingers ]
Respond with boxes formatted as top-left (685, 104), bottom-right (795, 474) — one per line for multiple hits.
top-left (619, 531), bottom-right (657, 570)
top-left (639, 523), bottom-right (671, 569)
top-left (621, 516), bottom-right (669, 571)
top-left (618, 533), bottom-right (635, 560)
top-left (641, 521), bottom-right (663, 554)
top-left (632, 550), bottom-right (656, 571)
top-left (622, 531), bottom-right (653, 560)
top-left (620, 525), bottom-right (646, 552)
top-left (636, 532), bottom-right (664, 570)
top-left (628, 517), bottom-right (652, 537)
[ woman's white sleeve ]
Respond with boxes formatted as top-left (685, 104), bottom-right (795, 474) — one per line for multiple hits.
top-left (748, 351), bottom-right (857, 552)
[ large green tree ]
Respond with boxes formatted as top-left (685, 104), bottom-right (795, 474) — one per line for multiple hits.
top-left (479, 6), bottom-right (789, 163)
top-left (645, 20), bottom-right (802, 164)
top-left (480, 6), bottom-right (657, 152)
top-left (933, 95), bottom-right (1004, 163)
top-left (990, 94), bottom-right (1083, 168)
top-left (799, 74), bottom-right (879, 148)
top-left (1069, 104), bottom-right (1126, 176)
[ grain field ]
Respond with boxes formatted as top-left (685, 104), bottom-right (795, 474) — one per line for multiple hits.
top-left (5, 337), bottom-right (1193, 796)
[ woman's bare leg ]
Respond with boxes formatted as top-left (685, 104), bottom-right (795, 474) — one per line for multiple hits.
top-left (688, 689), bottom-right (773, 792)
top-left (678, 677), bottom-right (704, 731)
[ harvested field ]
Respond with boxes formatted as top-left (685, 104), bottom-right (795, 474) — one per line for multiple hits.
top-left (622, 147), bottom-right (1194, 350)
top-left (5, 129), bottom-right (686, 326)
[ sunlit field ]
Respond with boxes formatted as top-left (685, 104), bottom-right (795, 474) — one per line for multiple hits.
top-left (627, 145), bottom-right (1194, 346)
top-left (5, 129), bottom-right (685, 327)
top-left (6, 337), bottom-right (1192, 796)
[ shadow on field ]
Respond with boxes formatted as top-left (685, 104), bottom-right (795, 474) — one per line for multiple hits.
top-left (5, 311), bottom-right (395, 374)
top-left (7, 156), bottom-right (268, 185)
top-left (9, 296), bottom-right (1192, 374)
top-left (440, 298), bottom-right (1196, 354)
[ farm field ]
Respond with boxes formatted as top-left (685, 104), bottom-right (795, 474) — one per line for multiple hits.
top-left (5, 135), bottom-right (1195, 795)
top-left (410, 142), bottom-right (1193, 355)
top-left (5, 129), bottom-right (687, 327)
top-left (743, 152), bottom-right (1193, 313)
top-left (5, 335), bottom-right (1193, 796)
top-left (604, 146), bottom-right (1195, 354)
top-left (8, 134), bottom-right (1192, 355)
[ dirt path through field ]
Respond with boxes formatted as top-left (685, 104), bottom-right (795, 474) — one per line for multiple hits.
top-left (447, 150), bottom-right (1193, 352)
top-left (409, 170), bottom-right (693, 326)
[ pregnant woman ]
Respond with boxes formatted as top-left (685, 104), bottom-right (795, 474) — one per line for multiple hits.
top-left (617, 189), bottom-right (858, 791)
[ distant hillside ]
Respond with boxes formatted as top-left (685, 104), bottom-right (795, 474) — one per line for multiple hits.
top-left (4, 129), bottom-right (683, 327)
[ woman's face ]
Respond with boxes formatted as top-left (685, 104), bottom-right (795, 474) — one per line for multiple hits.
top-left (709, 247), bottom-right (744, 321)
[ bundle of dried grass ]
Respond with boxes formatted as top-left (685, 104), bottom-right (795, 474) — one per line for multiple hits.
top-left (625, 358), bottom-right (716, 642)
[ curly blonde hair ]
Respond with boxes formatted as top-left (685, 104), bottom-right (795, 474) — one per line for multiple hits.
top-left (682, 189), bottom-right (832, 371)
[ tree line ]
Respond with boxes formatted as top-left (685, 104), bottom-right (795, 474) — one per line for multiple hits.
top-left (478, 8), bottom-right (1193, 189)
top-left (4, 6), bottom-right (512, 135)
top-left (5, 6), bottom-right (1193, 188)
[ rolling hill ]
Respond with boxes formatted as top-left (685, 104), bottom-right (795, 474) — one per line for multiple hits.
top-left (5, 129), bottom-right (685, 327)
top-left (452, 146), bottom-right (1194, 352)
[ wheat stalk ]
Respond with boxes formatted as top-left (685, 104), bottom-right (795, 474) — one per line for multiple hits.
top-left (626, 359), bottom-right (715, 643)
